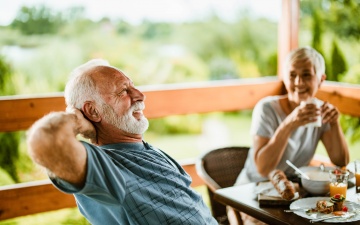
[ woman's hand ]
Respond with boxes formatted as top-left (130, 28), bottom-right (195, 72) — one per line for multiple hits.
top-left (321, 101), bottom-right (339, 125)
top-left (286, 102), bottom-right (320, 128)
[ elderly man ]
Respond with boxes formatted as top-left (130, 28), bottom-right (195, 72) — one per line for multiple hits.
top-left (27, 59), bottom-right (217, 225)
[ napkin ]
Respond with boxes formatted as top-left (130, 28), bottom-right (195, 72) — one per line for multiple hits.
top-left (255, 181), bottom-right (299, 200)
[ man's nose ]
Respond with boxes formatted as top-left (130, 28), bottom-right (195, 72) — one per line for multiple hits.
top-left (130, 87), bottom-right (145, 102)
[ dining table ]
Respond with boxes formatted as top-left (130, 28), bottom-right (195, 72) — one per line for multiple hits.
top-left (214, 181), bottom-right (360, 225)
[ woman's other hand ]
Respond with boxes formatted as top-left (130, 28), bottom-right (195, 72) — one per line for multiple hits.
top-left (321, 101), bottom-right (339, 125)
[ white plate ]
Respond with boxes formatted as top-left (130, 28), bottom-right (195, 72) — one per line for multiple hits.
top-left (289, 197), bottom-right (360, 223)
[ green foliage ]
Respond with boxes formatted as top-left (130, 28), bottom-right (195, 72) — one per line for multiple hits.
top-left (311, 11), bottom-right (323, 53)
top-left (148, 115), bottom-right (203, 135)
top-left (140, 21), bottom-right (172, 40)
top-left (2, 7), bottom-right (280, 95)
top-left (325, 0), bottom-right (360, 39)
top-left (0, 168), bottom-right (15, 185)
top-left (116, 20), bottom-right (132, 35)
top-left (10, 5), bottom-right (65, 35)
top-left (301, 0), bottom-right (360, 40)
top-left (209, 57), bottom-right (239, 80)
top-left (0, 132), bottom-right (20, 182)
top-left (329, 39), bottom-right (347, 81)
top-left (340, 115), bottom-right (360, 144)
top-left (262, 51), bottom-right (278, 76)
top-left (0, 57), bottom-right (20, 182)
top-left (0, 56), bottom-right (16, 95)
top-left (342, 64), bottom-right (360, 84)
top-left (170, 16), bottom-right (278, 77)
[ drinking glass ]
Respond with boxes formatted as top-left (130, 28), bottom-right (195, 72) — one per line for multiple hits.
top-left (355, 160), bottom-right (360, 195)
top-left (329, 169), bottom-right (349, 198)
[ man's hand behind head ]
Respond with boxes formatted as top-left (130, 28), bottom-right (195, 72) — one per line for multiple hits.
top-left (66, 106), bottom-right (97, 143)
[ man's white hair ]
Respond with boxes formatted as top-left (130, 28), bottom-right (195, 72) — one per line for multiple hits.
top-left (64, 59), bottom-right (110, 109)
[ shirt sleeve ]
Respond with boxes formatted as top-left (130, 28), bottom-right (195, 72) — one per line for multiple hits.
top-left (50, 141), bottom-right (126, 204)
top-left (250, 97), bottom-right (279, 138)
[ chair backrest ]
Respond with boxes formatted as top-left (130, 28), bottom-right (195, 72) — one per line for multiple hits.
top-left (196, 146), bottom-right (250, 221)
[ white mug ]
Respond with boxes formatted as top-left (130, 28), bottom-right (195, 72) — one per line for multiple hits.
top-left (300, 98), bottom-right (322, 127)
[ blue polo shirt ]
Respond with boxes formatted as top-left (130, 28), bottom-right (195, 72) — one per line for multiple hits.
top-left (51, 141), bottom-right (217, 225)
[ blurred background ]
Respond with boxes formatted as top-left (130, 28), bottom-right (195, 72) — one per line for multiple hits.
top-left (1, 0), bottom-right (360, 224)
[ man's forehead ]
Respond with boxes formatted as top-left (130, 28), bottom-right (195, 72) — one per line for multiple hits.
top-left (91, 66), bottom-right (135, 87)
top-left (91, 66), bottom-right (128, 77)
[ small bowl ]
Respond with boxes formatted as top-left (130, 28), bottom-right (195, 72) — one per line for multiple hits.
top-left (299, 166), bottom-right (331, 196)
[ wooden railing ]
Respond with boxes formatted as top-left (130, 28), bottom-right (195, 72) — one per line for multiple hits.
top-left (1, 77), bottom-right (360, 221)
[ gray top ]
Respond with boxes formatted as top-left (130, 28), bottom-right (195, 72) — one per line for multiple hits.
top-left (236, 96), bottom-right (330, 184)
top-left (50, 141), bottom-right (217, 225)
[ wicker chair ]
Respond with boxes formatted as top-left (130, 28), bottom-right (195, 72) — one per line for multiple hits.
top-left (196, 146), bottom-right (250, 225)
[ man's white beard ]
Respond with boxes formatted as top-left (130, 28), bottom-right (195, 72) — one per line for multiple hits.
top-left (101, 102), bottom-right (149, 134)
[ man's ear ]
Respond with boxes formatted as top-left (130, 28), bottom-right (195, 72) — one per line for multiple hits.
top-left (82, 101), bottom-right (101, 122)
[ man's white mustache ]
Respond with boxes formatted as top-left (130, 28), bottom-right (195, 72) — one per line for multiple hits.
top-left (131, 102), bottom-right (145, 112)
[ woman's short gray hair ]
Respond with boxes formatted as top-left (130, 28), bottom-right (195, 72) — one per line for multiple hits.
top-left (283, 46), bottom-right (325, 81)
top-left (64, 59), bottom-right (110, 109)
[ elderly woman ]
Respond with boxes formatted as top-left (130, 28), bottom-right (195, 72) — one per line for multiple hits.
top-left (237, 46), bottom-right (349, 184)
top-left (230, 46), bottom-right (349, 225)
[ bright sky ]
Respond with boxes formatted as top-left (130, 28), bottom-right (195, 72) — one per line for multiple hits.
top-left (0, 0), bottom-right (281, 25)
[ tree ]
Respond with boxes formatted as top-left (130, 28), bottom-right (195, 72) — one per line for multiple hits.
top-left (325, 0), bottom-right (360, 40)
top-left (301, 0), bottom-right (360, 40)
top-left (11, 5), bottom-right (63, 35)
top-left (311, 11), bottom-right (323, 53)
top-left (329, 39), bottom-right (347, 81)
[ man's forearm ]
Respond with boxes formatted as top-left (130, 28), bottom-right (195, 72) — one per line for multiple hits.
top-left (27, 112), bottom-right (87, 186)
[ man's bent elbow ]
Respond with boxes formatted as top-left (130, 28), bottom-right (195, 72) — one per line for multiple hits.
top-left (26, 127), bottom-right (48, 166)
top-left (26, 114), bottom-right (59, 166)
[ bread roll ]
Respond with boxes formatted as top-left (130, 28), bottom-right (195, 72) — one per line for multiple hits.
top-left (268, 169), bottom-right (295, 200)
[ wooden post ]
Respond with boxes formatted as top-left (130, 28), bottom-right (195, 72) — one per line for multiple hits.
top-left (278, 0), bottom-right (299, 79)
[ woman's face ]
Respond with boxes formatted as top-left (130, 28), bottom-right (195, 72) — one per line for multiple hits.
top-left (283, 59), bottom-right (325, 104)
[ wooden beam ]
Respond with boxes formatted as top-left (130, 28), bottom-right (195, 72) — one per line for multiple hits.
top-left (0, 95), bottom-right (66, 132)
top-left (0, 180), bottom-right (76, 220)
top-left (0, 78), bottom-right (283, 132)
top-left (317, 82), bottom-right (360, 117)
top-left (320, 81), bottom-right (360, 98)
top-left (143, 78), bottom-right (283, 119)
top-left (2, 79), bottom-right (360, 132)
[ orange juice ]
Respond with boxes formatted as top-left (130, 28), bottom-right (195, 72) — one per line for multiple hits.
top-left (356, 173), bottom-right (360, 193)
top-left (329, 183), bottom-right (347, 198)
